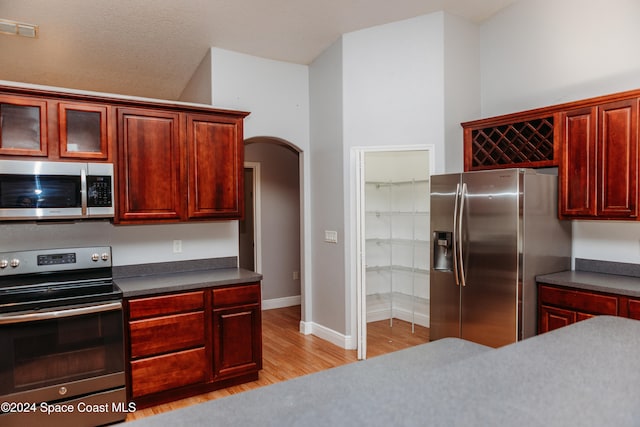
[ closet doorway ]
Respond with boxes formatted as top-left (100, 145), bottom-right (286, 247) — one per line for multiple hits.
top-left (239, 163), bottom-right (261, 272)
top-left (356, 147), bottom-right (433, 359)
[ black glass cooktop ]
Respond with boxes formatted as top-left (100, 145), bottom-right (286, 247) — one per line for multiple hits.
top-left (0, 269), bottom-right (122, 314)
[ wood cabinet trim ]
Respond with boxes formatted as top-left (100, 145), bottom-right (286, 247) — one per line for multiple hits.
top-left (462, 87), bottom-right (640, 130)
top-left (0, 83), bottom-right (250, 119)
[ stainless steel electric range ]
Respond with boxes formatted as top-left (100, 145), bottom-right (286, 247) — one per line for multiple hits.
top-left (0, 246), bottom-right (127, 427)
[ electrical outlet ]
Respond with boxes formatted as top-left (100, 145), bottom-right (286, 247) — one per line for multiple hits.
top-left (293, 271), bottom-right (300, 280)
top-left (173, 240), bottom-right (182, 253)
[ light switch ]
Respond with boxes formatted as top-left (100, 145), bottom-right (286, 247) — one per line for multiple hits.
top-left (324, 230), bottom-right (338, 244)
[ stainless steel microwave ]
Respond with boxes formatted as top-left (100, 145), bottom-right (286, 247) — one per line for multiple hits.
top-left (0, 160), bottom-right (114, 220)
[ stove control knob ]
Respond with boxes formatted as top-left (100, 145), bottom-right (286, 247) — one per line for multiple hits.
top-left (101, 252), bottom-right (110, 261)
top-left (91, 253), bottom-right (100, 262)
top-left (0, 259), bottom-right (8, 269)
top-left (10, 259), bottom-right (20, 268)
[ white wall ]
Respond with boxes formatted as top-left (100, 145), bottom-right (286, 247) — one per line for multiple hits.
top-left (480, 0), bottom-right (640, 264)
top-left (179, 49), bottom-right (213, 104)
top-left (481, 0), bottom-right (640, 116)
top-left (0, 221), bottom-right (237, 266)
top-left (443, 13), bottom-right (480, 173)
top-left (309, 39), bottom-right (346, 337)
top-left (209, 48), bottom-right (310, 145)
top-left (342, 13), bottom-right (446, 159)
top-left (208, 47), bottom-right (313, 323)
top-left (337, 12), bottom-right (478, 339)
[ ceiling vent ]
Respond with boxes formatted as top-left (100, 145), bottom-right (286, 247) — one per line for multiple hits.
top-left (0, 18), bottom-right (38, 38)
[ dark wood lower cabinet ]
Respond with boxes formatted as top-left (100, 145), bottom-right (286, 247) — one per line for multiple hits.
top-left (130, 347), bottom-right (208, 398)
top-left (212, 283), bottom-right (262, 380)
top-left (538, 283), bottom-right (638, 333)
top-left (125, 283), bottom-right (262, 408)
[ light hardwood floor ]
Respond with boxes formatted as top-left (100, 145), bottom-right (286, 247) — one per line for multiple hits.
top-left (125, 305), bottom-right (429, 422)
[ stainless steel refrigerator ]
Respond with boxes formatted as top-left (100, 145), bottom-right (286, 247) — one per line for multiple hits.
top-left (429, 168), bottom-right (571, 347)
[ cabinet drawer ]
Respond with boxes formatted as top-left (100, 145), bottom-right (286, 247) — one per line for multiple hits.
top-left (128, 291), bottom-right (204, 319)
top-left (627, 298), bottom-right (640, 320)
top-left (129, 311), bottom-right (205, 358)
top-left (539, 285), bottom-right (618, 315)
top-left (212, 283), bottom-right (260, 308)
top-left (130, 347), bottom-right (207, 398)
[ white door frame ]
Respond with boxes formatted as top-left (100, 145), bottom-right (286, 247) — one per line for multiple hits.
top-left (244, 162), bottom-right (262, 275)
top-left (353, 145), bottom-right (435, 360)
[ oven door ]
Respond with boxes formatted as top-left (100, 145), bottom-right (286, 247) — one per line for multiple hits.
top-left (0, 301), bottom-right (125, 402)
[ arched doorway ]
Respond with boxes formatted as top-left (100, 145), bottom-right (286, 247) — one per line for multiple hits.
top-left (241, 137), bottom-right (303, 318)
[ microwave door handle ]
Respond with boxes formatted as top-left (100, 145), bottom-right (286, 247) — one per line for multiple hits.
top-left (0, 302), bottom-right (122, 325)
top-left (81, 167), bottom-right (88, 216)
top-left (458, 183), bottom-right (467, 287)
top-left (452, 183), bottom-right (461, 286)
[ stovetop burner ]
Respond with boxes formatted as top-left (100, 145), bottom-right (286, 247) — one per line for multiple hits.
top-left (0, 246), bottom-right (121, 314)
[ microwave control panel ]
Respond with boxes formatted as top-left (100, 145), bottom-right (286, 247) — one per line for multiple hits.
top-left (87, 175), bottom-right (113, 207)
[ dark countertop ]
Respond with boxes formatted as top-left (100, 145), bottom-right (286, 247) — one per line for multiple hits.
top-left (121, 315), bottom-right (640, 426)
top-left (537, 270), bottom-right (640, 297)
top-left (114, 267), bottom-right (263, 298)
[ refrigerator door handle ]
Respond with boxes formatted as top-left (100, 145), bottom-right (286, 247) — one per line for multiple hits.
top-left (458, 182), bottom-right (468, 287)
top-left (452, 183), bottom-right (461, 286)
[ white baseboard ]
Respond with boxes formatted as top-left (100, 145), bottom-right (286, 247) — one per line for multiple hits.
top-left (299, 320), bottom-right (313, 335)
top-left (262, 295), bottom-right (301, 310)
top-left (299, 320), bottom-right (356, 350)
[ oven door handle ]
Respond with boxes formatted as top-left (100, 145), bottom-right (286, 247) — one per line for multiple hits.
top-left (0, 301), bottom-right (122, 325)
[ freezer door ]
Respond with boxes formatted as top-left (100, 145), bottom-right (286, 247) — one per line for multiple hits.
top-left (460, 170), bottom-right (519, 347)
top-left (429, 173), bottom-right (461, 341)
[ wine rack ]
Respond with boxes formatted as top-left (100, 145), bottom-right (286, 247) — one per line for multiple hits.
top-left (468, 116), bottom-right (555, 170)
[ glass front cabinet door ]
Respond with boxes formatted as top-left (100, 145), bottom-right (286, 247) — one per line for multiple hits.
top-left (58, 102), bottom-right (109, 159)
top-left (0, 95), bottom-right (48, 156)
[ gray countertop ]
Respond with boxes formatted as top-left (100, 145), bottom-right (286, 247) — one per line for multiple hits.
top-left (114, 268), bottom-right (263, 298)
top-left (120, 315), bottom-right (640, 426)
top-left (537, 270), bottom-right (640, 297)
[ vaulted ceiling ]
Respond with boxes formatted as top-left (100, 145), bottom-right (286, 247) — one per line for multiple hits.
top-left (0, 0), bottom-right (517, 100)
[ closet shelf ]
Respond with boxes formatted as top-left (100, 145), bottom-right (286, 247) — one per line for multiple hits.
top-left (365, 171), bottom-right (429, 332)
top-left (366, 210), bottom-right (429, 216)
top-left (366, 179), bottom-right (430, 187)
top-left (366, 238), bottom-right (429, 246)
top-left (366, 265), bottom-right (430, 275)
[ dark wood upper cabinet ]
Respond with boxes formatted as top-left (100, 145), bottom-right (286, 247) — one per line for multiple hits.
top-left (560, 107), bottom-right (597, 217)
top-left (116, 108), bottom-right (184, 223)
top-left (598, 99), bottom-right (638, 218)
top-left (116, 109), bottom-right (247, 224)
top-left (58, 101), bottom-right (110, 160)
top-left (0, 94), bottom-right (48, 157)
top-left (0, 83), bottom-right (249, 224)
top-left (463, 88), bottom-right (640, 221)
top-left (463, 114), bottom-right (557, 171)
top-left (187, 113), bottom-right (244, 219)
top-left (560, 99), bottom-right (638, 219)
